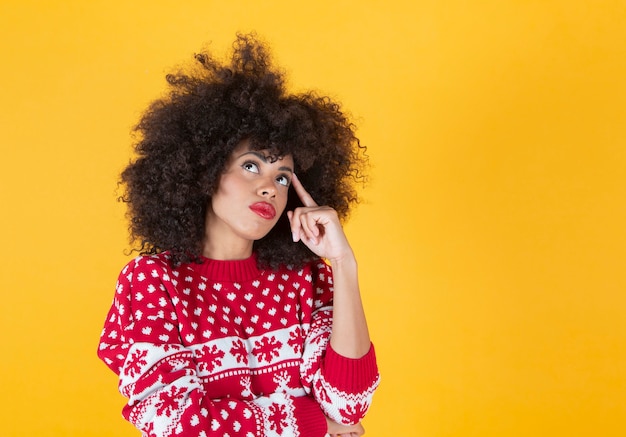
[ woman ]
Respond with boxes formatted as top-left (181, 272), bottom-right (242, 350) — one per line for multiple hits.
top-left (98, 34), bottom-right (379, 437)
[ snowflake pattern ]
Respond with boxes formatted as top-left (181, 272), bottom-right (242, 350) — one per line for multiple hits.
top-left (98, 254), bottom-right (379, 437)
top-left (239, 376), bottom-right (252, 398)
top-left (287, 326), bottom-right (304, 354)
top-left (273, 371), bottom-right (293, 393)
top-left (267, 404), bottom-right (289, 434)
top-left (230, 339), bottom-right (248, 365)
top-left (340, 402), bottom-right (369, 424)
top-left (197, 344), bottom-right (226, 373)
top-left (314, 378), bottom-right (331, 404)
top-left (144, 422), bottom-right (156, 437)
top-left (124, 349), bottom-right (148, 377)
top-left (155, 386), bottom-right (187, 417)
top-left (252, 335), bottom-right (282, 363)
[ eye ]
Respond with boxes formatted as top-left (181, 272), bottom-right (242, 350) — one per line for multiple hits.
top-left (276, 175), bottom-right (290, 187)
top-left (242, 161), bottom-right (259, 173)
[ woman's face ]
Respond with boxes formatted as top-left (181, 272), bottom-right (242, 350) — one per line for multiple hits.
top-left (205, 141), bottom-right (294, 255)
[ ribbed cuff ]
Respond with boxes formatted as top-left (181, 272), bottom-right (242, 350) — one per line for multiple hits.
top-left (322, 342), bottom-right (378, 393)
top-left (291, 395), bottom-right (327, 437)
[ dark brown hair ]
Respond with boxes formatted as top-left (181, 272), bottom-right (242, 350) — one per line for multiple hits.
top-left (120, 33), bottom-right (367, 268)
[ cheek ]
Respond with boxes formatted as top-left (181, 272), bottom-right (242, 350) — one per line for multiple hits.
top-left (210, 182), bottom-right (238, 215)
top-left (214, 174), bottom-right (241, 199)
top-left (278, 190), bottom-right (290, 213)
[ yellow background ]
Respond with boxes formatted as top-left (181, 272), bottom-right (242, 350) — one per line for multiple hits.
top-left (1, 1), bottom-right (625, 436)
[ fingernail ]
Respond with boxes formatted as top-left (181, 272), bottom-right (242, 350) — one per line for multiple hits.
top-left (292, 232), bottom-right (297, 242)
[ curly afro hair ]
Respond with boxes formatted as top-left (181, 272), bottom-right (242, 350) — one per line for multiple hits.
top-left (120, 33), bottom-right (367, 269)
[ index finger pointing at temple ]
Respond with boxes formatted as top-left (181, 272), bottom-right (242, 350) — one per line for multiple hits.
top-left (291, 173), bottom-right (318, 207)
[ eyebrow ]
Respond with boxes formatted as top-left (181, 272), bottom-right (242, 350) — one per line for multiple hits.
top-left (238, 151), bottom-right (294, 173)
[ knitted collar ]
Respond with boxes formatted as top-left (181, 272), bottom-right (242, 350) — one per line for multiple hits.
top-left (193, 253), bottom-right (261, 282)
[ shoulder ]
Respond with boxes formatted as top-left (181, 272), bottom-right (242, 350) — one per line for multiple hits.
top-left (268, 258), bottom-right (333, 288)
top-left (270, 257), bottom-right (330, 275)
top-left (117, 253), bottom-right (173, 285)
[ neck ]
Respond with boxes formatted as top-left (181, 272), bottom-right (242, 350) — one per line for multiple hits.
top-left (202, 239), bottom-right (254, 260)
top-left (203, 204), bottom-right (257, 260)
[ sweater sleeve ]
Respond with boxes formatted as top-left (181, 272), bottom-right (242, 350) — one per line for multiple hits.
top-left (97, 256), bottom-right (327, 437)
top-left (299, 260), bottom-right (380, 425)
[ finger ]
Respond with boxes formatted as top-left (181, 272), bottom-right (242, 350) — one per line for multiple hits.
top-left (295, 211), bottom-right (318, 244)
top-left (290, 207), bottom-right (318, 242)
top-left (291, 173), bottom-right (318, 207)
top-left (287, 210), bottom-right (301, 242)
top-left (301, 211), bottom-right (322, 238)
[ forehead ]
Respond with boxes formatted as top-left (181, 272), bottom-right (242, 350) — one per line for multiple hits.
top-left (231, 141), bottom-right (294, 166)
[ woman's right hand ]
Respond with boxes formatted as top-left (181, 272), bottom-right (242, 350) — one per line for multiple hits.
top-left (325, 417), bottom-right (365, 437)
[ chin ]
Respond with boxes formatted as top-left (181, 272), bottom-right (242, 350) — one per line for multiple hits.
top-left (237, 216), bottom-right (282, 242)
top-left (241, 226), bottom-right (275, 242)
top-left (253, 230), bottom-right (274, 241)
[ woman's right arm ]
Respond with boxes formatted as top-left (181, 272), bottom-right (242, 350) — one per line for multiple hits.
top-left (97, 256), bottom-right (327, 437)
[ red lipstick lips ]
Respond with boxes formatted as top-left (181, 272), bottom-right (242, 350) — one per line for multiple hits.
top-left (249, 202), bottom-right (276, 219)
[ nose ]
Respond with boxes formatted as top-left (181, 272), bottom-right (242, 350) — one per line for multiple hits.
top-left (257, 178), bottom-right (276, 198)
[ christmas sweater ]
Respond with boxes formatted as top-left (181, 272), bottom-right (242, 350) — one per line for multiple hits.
top-left (98, 253), bottom-right (380, 437)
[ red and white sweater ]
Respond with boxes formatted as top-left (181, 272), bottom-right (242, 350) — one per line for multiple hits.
top-left (98, 253), bottom-right (380, 437)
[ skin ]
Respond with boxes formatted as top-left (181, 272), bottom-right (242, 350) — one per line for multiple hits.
top-left (204, 142), bottom-right (371, 436)
top-left (204, 142), bottom-right (294, 260)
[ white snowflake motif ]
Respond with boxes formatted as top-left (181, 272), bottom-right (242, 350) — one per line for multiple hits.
top-left (240, 376), bottom-right (252, 398)
top-left (272, 371), bottom-right (292, 393)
